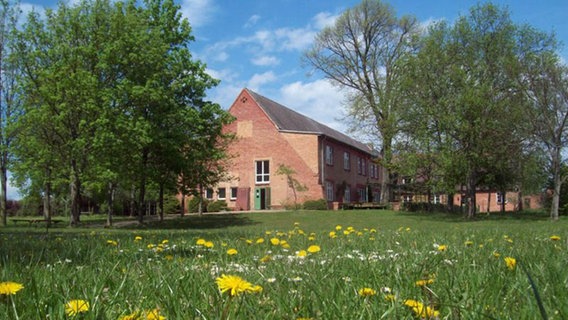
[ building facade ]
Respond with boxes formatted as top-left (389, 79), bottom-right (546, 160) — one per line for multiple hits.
top-left (202, 88), bottom-right (380, 211)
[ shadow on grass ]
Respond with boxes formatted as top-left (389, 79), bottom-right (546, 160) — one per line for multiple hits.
top-left (398, 210), bottom-right (553, 223)
top-left (117, 213), bottom-right (260, 230)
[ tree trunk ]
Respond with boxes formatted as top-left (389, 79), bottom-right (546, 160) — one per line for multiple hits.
top-left (130, 185), bottom-right (136, 217)
top-left (106, 181), bottom-right (115, 227)
top-left (158, 183), bottom-right (164, 222)
top-left (517, 190), bottom-right (523, 211)
top-left (43, 168), bottom-right (52, 225)
top-left (69, 160), bottom-right (82, 226)
top-left (551, 175), bottom-right (561, 221)
top-left (0, 163), bottom-right (6, 226)
top-left (486, 190), bottom-right (491, 213)
top-left (198, 185), bottom-right (204, 216)
top-left (466, 171), bottom-right (477, 219)
top-left (180, 194), bottom-right (185, 217)
top-left (379, 139), bottom-right (393, 203)
top-left (137, 149), bottom-right (149, 223)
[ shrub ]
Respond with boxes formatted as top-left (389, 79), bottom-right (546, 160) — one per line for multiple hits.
top-left (303, 199), bottom-right (328, 210)
top-left (163, 195), bottom-right (181, 215)
top-left (188, 197), bottom-right (209, 213)
top-left (207, 200), bottom-right (228, 212)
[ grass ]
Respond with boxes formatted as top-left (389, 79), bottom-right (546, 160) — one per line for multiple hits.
top-left (0, 210), bottom-right (567, 319)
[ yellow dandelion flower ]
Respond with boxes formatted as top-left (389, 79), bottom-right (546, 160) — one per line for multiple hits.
top-left (404, 299), bottom-right (439, 318)
top-left (65, 299), bottom-right (90, 317)
top-left (270, 238), bottom-right (280, 246)
top-left (147, 244), bottom-right (155, 249)
top-left (107, 240), bottom-right (118, 246)
top-left (493, 251), bottom-right (501, 258)
top-left (216, 274), bottom-right (255, 297)
top-left (249, 285), bottom-right (263, 293)
top-left (161, 239), bottom-right (169, 245)
top-left (196, 239), bottom-right (206, 246)
top-left (297, 250), bottom-right (307, 257)
top-left (259, 255), bottom-right (272, 263)
top-left (0, 282), bottom-right (24, 295)
top-left (504, 257), bottom-right (516, 270)
top-left (550, 235), bottom-right (561, 241)
top-left (358, 287), bottom-right (377, 297)
top-left (282, 243), bottom-right (291, 249)
top-left (384, 294), bottom-right (396, 302)
top-left (329, 231), bottom-right (337, 238)
top-left (308, 236), bottom-right (316, 241)
top-left (294, 222), bottom-right (300, 226)
top-left (415, 279), bottom-right (434, 287)
top-left (307, 245), bottom-right (321, 253)
top-left (204, 241), bottom-right (214, 248)
top-left (134, 236), bottom-right (143, 241)
top-left (256, 238), bottom-right (265, 244)
top-left (335, 225), bottom-right (342, 231)
top-left (265, 231), bottom-right (272, 235)
top-left (298, 229), bottom-right (305, 235)
top-left (370, 228), bottom-right (377, 233)
top-left (146, 308), bottom-right (166, 320)
top-left (343, 230), bottom-right (350, 235)
top-left (437, 244), bottom-right (447, 252)
top-left (227, 248), bottom-right (238, 255)
top-left (118, 310), bottom-right (141, 320)
top-left (464, 240), bottom-right (474, 246)
top-left (245, 239), bottom-right (252, 245)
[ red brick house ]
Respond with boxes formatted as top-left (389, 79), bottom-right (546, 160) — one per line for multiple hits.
top-left (205, 88), bottom-right (380, 211)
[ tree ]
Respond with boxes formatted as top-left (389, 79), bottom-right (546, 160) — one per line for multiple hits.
top-left (0, 0), bottom-right (20, 226)
top-left (304, 0), bottom-right (418, 203)
top-left (521, 47), bottom-right (567, 220)
top-left (276, 164), bottom-right (308, 209)
top-left (399, 3), bottom-right (548, 218)
top-left (178, 104), bottom-right (234, 216)
top-left (12, 0), bottom-right (228, 225)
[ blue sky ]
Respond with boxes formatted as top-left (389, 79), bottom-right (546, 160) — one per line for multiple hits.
top-left (9, 0), bottom-right (568, 200)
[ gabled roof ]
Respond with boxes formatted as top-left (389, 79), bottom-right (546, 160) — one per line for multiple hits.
top-left (246, 88), bottom-right (375, 156)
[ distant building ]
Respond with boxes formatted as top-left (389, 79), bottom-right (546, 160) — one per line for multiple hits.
top-left (200, 88), bottom-right (381, 211)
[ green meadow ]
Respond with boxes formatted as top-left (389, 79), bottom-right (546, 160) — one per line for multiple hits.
top-left (0, 210), bottom-right (566, 319)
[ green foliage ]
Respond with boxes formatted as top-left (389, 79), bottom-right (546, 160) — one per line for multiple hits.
top-left (188, 197), bottom-right (208, 213)
top-left (305, 1), bottom-right (419, 202)
top-left (10, 0), bottom-right (232, 225)
top-left (302, 199), bottom-right (328, 210)
top-left (163, 195), bottom-right (181, 215)
top-left (207, 200), bottom-right (228, 213)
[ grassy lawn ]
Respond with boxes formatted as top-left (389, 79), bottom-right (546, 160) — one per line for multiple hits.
top-left (0, 210), bottom-right (566, 319)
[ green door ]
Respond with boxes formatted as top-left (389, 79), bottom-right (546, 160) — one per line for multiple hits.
top-left (254, 187), bottom-right (271, 210)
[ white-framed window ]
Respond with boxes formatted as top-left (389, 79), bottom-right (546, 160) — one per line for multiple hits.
top-left (496, 192), bottom-right (506, 204)
top-left (217, 188), bottom-right (226, 200)
top-left (361, 159), bottom-right (366, 176)
top-left (230, 187), bottom-right (238, 200)
top-left (358, 188), bottom-right (367, 202)
top-left (370, 163), bottom-right (379, 179)
top-left (357, 157), bottom-right (362, 175)
top-left (255, 160), bottom-right (270, 184)
top-left (403, 194), bottom-right (412, 203)
top-left (205, 188), bottom-right (214, 199)
top-left (432, 194), bottom-right (441, 204)
top-left (343, 152), bottom-right (350, 170)
top-left (344, 186), bottom-right (351, 203)
top-left (326, 181), bottom-right (334, 201)
top-left (325, 145), bottom-right (334, 165)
